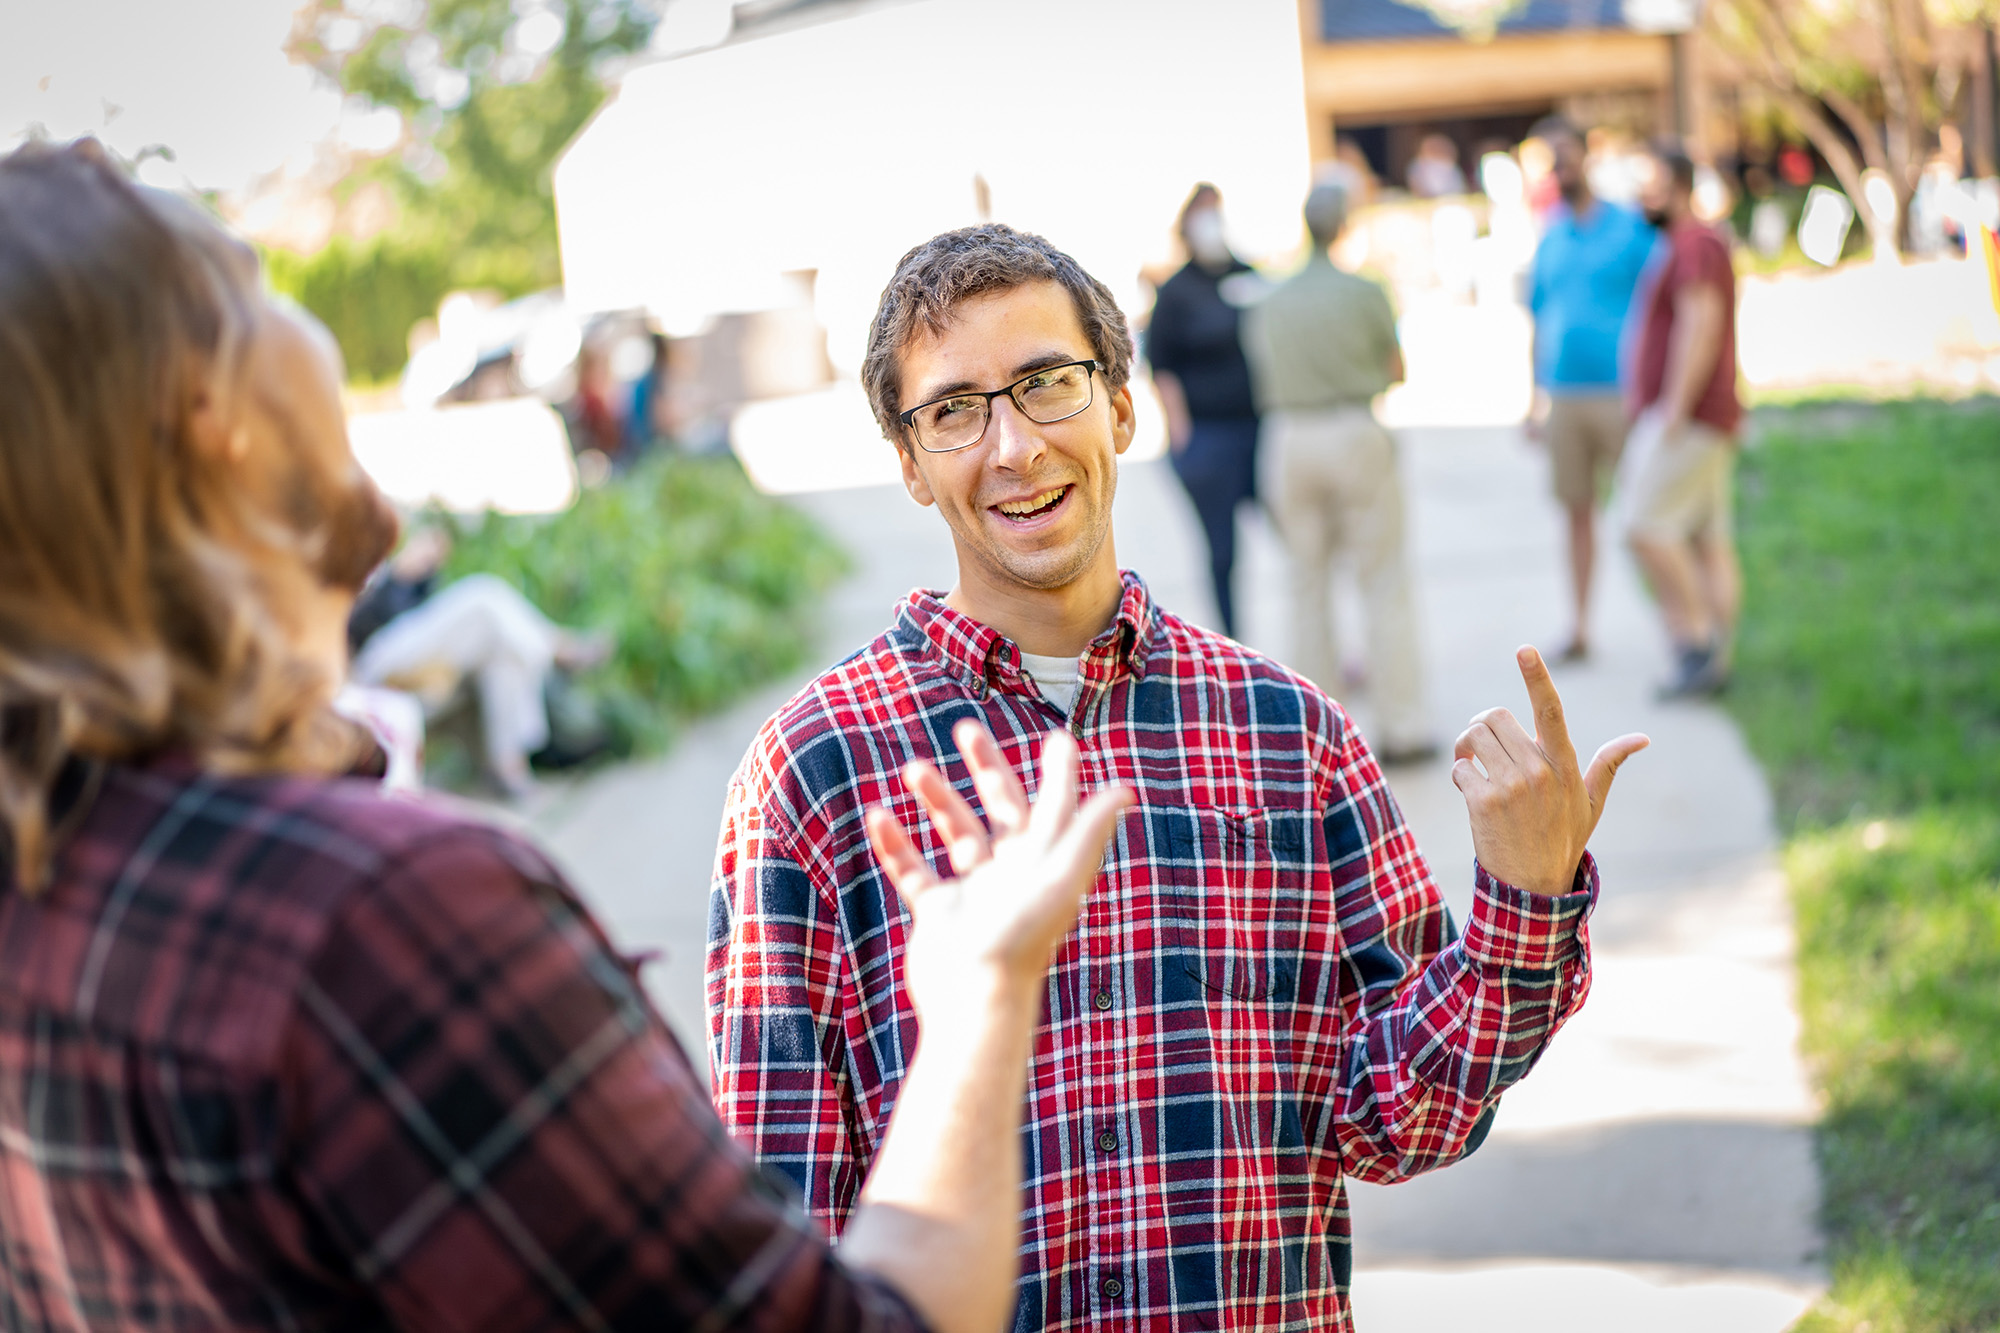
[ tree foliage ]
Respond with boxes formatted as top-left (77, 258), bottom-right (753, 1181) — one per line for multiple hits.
top-left (276, 0), bottom-right (657, 372)
top-left (1707, 0), bottom-right (1999, 255)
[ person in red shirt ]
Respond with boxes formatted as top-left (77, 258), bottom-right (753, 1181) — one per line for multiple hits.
top-left (0, 138), bottom-right (1131, 1333)
top-left (1622, 144), bottom-right (1745, 698)
top-left (709, 223), bottom-right (1652, 1331)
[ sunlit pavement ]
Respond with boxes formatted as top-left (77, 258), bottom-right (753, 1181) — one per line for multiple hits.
top-left (523, 310), bottom-right (1825, 1328)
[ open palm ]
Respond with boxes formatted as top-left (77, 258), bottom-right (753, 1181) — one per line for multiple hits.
top-left (866, 719), bottom-right (1131, 1020)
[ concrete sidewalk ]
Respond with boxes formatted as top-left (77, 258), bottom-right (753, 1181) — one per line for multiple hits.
top-left (525, 425), bottom-right (1824, 1330)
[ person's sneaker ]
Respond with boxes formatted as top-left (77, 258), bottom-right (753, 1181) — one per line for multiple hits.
top-left (1657, 643), bottom-right (1727, 700)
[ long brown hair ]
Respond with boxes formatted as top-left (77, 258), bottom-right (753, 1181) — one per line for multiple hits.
top-left (0, 140), bottom-right (388, 891)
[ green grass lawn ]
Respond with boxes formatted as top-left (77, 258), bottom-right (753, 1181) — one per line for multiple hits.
top-left (1731, 400), bottom-right (2000, 1332)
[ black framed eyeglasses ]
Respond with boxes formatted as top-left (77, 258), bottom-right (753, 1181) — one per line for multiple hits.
top-left (898, 359), bottom-right (1101, 454)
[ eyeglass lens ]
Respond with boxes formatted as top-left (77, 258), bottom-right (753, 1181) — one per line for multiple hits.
top-left (914, 362), bottom-right (1094, 452)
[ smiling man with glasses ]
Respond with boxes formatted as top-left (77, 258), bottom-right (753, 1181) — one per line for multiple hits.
top-left (708, 224), bottom-right (1649, 1332)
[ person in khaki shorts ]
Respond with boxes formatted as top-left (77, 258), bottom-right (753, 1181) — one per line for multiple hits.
top-left (1621, 144), bottom-right (1744, 698)
top-left (1240, 183), bottom-right (1434, 761)
top-left (1526, 116), bottom-right (1658, 661)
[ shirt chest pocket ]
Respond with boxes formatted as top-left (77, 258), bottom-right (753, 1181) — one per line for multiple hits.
top-left (1156, 807), bottom-right (1313, 1004)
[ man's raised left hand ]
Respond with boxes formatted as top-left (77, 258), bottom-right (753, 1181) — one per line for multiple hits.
top-left (1450, 646), bottom-right (1650, 897)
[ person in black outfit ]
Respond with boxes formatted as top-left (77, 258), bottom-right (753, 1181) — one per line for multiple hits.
top-left (1144, 183), bottom-right (1262, 639)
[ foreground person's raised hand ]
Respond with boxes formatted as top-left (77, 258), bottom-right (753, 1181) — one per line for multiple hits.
top-left (840, 720), bottom-right (1130, 1333)
top-left (1451, 646), bottom-right (1651, 896)
top-left (866, 719), bottom-right (1131, 1020)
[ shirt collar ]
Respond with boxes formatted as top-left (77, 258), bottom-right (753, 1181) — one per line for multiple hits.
top-left (895, 570), bottom-right (1160, 700)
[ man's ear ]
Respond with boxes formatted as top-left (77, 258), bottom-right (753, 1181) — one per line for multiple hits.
top-left (897, 440), bottom-right (937, 508)
top-left (1108, 384), bottom-right (1137, 457)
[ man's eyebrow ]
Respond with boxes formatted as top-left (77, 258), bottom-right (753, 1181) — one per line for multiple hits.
top-left (909, 350), bottom-right (1085, 407)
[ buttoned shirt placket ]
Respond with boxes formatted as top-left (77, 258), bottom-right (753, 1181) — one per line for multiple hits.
top-left (992, 616), bottom-right (1149, 1326)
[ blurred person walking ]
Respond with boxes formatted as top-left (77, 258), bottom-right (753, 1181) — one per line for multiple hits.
top-left (0, 138), bottom-right (1129, 1333)
top-left (1242, 183), bottom-right (1435, 761)
top-left (1144, 183), bottom-right (1261, 638)
top-left (1525, 117), bottom-right (1660, 662)
top-left (1622, 144), bottom-right (1744, 697)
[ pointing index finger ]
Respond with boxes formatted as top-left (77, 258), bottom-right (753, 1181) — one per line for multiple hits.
top-left (1515, 645), bottom-right (1577, 771)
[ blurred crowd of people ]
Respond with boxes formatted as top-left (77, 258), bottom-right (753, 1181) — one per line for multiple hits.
top-left (1316, 117), bottom-right (1999, 269)
top-left (1141, 119), bottom-right (1756, 733)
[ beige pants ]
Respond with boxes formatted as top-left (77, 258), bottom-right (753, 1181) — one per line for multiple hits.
top-left (1260, 407), bottom-right (1429, 749)
top-left (1617, 411), bottom-right (1736, 545)
top-left (351, 574), bottom-right (559, 774)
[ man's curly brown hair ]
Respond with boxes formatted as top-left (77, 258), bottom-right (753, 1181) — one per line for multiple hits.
top-left (861, 224), bottom-right (1135, 455)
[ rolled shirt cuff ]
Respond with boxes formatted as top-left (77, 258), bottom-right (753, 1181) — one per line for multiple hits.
top-left (1461, 852), bottom-right (1599, 971)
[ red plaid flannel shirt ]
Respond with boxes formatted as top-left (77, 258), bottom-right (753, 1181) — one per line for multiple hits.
top-left (708, 571), bottom-right (1598, 1332)
top-left (0, 757), bottom-right (924, 1332)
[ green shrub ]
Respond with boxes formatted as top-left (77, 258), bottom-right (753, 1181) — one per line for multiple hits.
top-left (439, 452), bottom-right (850, 759)
top-left (264, 236), bottom-right (455, 385)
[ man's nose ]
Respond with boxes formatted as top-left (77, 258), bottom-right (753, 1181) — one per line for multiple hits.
top-left (985, 395), bottom-right (1046, 472)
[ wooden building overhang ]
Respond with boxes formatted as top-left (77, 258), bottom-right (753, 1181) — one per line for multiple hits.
top-left (1303, 28), bottom-right (1674, 120)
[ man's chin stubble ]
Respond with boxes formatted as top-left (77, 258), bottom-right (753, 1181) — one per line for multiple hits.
top-left (984, 522), bottom-right (1110, 592)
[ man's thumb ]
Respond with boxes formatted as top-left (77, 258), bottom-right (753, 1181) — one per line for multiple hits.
top-left (1582, 733), bottom-right (1651, 813)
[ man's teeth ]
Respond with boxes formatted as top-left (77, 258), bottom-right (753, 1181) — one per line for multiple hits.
top-left (997, 486), bottom-right (1066, 517)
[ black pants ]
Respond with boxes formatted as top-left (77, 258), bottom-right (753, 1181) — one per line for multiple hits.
top-left (1169, 417), bottom-right (1260, 639)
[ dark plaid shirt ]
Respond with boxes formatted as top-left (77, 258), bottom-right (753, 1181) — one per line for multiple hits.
top-left (708, 572), bottom-right (1598, 1333)
top-left (0, 757), bottom-right (925, 1333)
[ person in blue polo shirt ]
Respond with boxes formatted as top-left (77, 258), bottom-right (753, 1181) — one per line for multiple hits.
top-left (1526, 117), bottom-right (1659, 662)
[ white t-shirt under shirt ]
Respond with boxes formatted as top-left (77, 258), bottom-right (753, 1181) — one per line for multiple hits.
top-left (1018, 651), bottom-right (1082, 716)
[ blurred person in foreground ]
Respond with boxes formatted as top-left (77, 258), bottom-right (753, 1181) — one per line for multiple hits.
top-left (1525, 117), bottom-right (1660, 662)
top-left (710, 221), bottom-right (1649, 1331)
top-left (0, 139), bottom-right (1129, 1333)
top-left (1622, 144), bottom-right (1744, 698)
top-left (1144, 183), bottom-right (1261, 638)
top-left (1241, 183), bottom-right (1434, 762)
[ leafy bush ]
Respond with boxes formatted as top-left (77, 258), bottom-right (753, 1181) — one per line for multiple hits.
top-left (273, 1), bottom-right (655, 387)
top-left (265, 236), bottom-right (455, 385)
top-left (440, 453), bottom-right (850, 758)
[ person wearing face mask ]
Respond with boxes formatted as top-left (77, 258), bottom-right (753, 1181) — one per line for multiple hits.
top-left (1620, 143), bottom-right (1744, 699)
top-left (1142, 184), bottom-right (1262, 639)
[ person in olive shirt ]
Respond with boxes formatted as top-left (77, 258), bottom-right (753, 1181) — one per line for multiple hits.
top-left (1241, 183), bottom-right (1434, 761)
top-left (1144, 183), bottom-right (1262, 639)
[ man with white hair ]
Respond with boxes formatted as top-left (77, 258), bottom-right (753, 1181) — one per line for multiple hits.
top-left (1242, 184), bottom-right (1434, 761)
